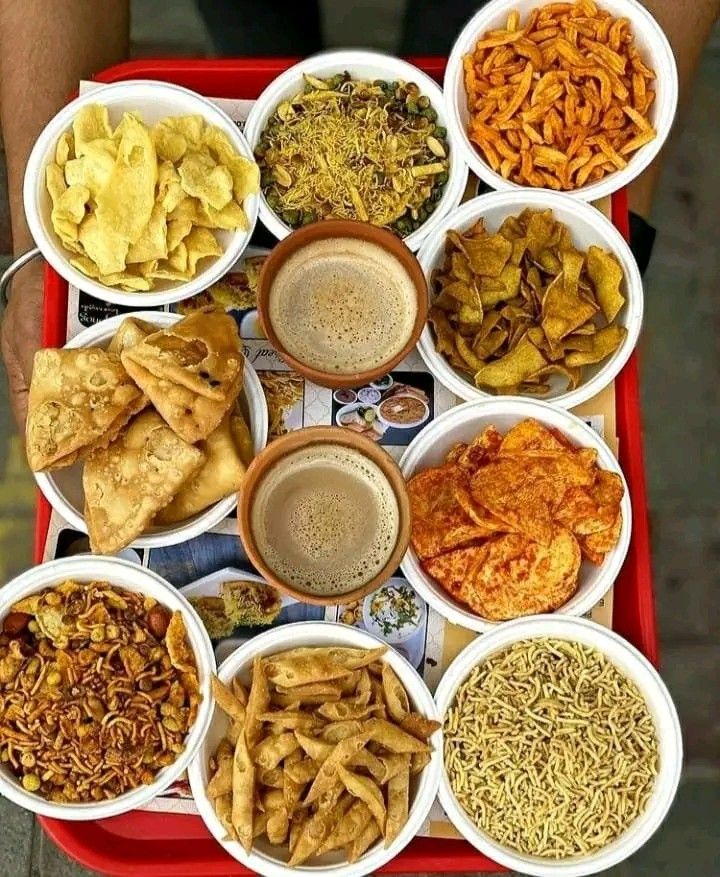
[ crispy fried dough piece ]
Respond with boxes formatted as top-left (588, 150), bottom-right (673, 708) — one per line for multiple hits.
top-left (423, 528), bottom-right (581, 620)
top-left (26, 347), bottom-right (145, 471)
top-left (121, 310), bottom-right (243, 401)
top-left (83, 410), bottom-right (205, 553)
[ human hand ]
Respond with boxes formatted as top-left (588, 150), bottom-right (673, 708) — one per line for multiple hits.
top-left (1, 258), bottom-right (43, 429)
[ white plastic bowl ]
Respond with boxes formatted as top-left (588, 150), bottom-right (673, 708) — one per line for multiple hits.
top-left (0, 555), bottom-right (216, 820)
top-left (34, 311), bottom-right (268, 549)
top-left (434, 615), bottom-right (683, 876)
top-left (416, 190), bottom-right (643, 408)
top-left (23, 80), bottom-right (259, 306)
top-left (444, 0), bottom-right (678, 201)
top-left (188, 621), bottom-right (442, 877)
top-left (243, 50), bottom-right (468, 251)
top-left (399, 397), bottom-right (631, 632)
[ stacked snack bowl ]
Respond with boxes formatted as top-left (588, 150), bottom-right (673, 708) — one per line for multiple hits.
top-left (0, 556), bottom-right (216, 819)
top-left (400, 397), bottom-right (631, 631)
top-left (33, 312), bottom-right (268, 549)
top-left (23, 80), bottom-right (259, 307)
top-left (244, 50), bottom-right (468, 251)
top-left (189, 622), bottom-right (442, 877)
top-left (444, 0), bottom-right (678, 200)
top-left (434, 616), bottom-right (683, 877)
top-left (416, 190), bottom-right (644, 409)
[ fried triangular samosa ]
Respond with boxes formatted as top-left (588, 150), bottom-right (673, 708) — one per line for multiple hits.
top-left (155, 410), bottom-right (248, 524)
top-left (26, 347), bottom-right (145, 471)
top-left (121, 310), bottom-right (243, 401)
top-left (83, 410), bottom-right (205, 553)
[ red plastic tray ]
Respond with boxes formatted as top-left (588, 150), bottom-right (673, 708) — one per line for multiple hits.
top-left (32, 58), bottom-right (657, 877)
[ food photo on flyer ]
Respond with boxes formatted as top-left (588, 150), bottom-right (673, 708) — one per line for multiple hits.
top-left (1, 0), bottom-right (716, 875)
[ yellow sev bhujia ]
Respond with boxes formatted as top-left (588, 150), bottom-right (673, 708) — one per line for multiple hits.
top-left (444, 638), bottom-right (658, 858)
top-left (463, 0), bottom-right (657, 190)
top-left (256, 74), bottom-right (450, 236)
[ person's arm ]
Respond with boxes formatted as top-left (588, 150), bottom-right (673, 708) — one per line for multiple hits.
top-left (628, 0), bottom-right (719, 218)
top-left (0, 0), bottom-right (130, 426)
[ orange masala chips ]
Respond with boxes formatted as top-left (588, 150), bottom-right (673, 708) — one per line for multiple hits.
top-left (407, 418), bottom-right (624, 620)
top-left (463, 0), bottom-right (657, 190)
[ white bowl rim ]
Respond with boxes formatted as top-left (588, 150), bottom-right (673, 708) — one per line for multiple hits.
top-left (0, 554), bottom-right (216, 820)
top-left (433, 614), bottom-right (683, 877)
top-left (33, 310), bottom-right (268, 548)
top-left (23, 79), bottom-right (259, 306)
top-left (188, 620), bottom-right (442, 877)
top-left (443, 0), bottom-right (679, 202)
top-left (243, 49), bottom-right (468, 251)
top-left (415, 189), bottom-right (644, 409)
top-left (399, 396), bottom-right (632, 632)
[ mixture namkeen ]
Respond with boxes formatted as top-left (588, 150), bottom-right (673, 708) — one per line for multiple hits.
top-left (429, 209), bottom-right (627, 395)
top-left (256, 73), bottom-right (449, 236)
top-left (444, 638), bottom-right (659, 857)
top-left (207, 645), bottom-right (439, 864)
top-left (0, 581), bottom-right (200, 803)
top-left (47, 105), bottom-right (259, 290)
top-left (25, 311), bottom-right (253, 554)
top-left (463, 1), bottom-right (656, 190)
top-left (408, 418), bottom-right (624, 620)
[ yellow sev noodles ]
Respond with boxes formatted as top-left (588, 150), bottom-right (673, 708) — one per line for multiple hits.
top-left (444, 638), bottom-right (658, 858)
top-left (258, 78), bottom-right (448, 232)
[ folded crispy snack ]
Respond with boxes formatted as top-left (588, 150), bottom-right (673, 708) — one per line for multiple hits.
top-left (120, 355), bottom-right (242, 443)
top-left (121, 311), bottom-right (243, 401)
top-left (155, 410), bottom-right (250, 524)
top-left (83, 409), bottom-right (205, 553)
top-left (26, 347), bottom-right (146, 471)
top-left (106, 316), bottom-right (157, 355)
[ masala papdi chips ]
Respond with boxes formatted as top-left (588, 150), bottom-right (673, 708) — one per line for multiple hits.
top-left (462, 0), bottom-right (657, 190)
top-left (26, 347), bottom-right (146, 471)
top-left (83, 410), bottom-right (206, 554)
top-left (407, 418), bottom-right (624, 621)
top-left (429, 209), bottom-right (627, 396)
top-left (46, 104), bottom-right (259, 290)
top-left (207, 645), bottom-right (439, 864)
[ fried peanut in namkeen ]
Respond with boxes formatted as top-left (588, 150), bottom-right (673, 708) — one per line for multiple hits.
top-left (463, 1), bottom-right (656, 190)
top-left (429, 209), bottom-right (627, 395)
top-left (408, 418), bottom-right (624, 620)
top-left (207, 646), bottom-right (439, 863)
top-left (0, 581), bottom-right (200, 802)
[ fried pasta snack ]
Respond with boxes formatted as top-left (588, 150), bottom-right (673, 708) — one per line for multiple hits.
top-left (407, 418), bottom-right (624, 620)
top-left (207, 646), bottom-right (439, 864)
top-left (0, 581), bottom-right (199, 803)
top-left (429, 209), bottom-right (627, 395)
top-left (463, 0), bottom-right (657, 190)
top-left (46, 105), bottom-right (259, 290)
